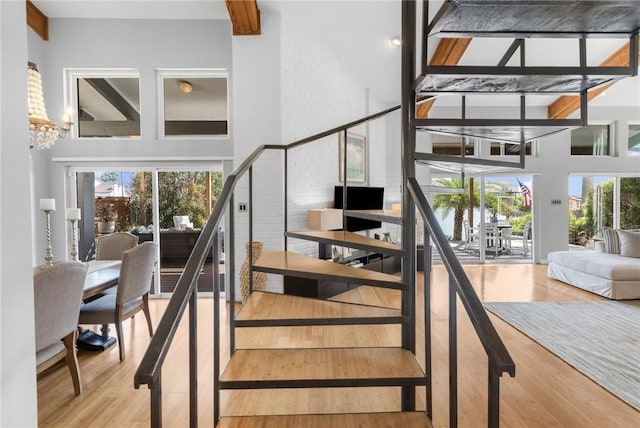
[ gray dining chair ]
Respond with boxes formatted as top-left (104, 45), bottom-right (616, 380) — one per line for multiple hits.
top-left (79, 241), bottom-right (157, 362)
top-left (34, 261), bottom-right (89, 396)
top-left (96, 232), bottom-right (139, 260)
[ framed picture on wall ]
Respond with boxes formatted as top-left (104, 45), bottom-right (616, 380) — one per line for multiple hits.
top-left (338, 132), bottom-right (367, 183)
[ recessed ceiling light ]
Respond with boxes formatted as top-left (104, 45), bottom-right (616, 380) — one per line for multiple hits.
top-left (391, 36), bottom-right (401, 46)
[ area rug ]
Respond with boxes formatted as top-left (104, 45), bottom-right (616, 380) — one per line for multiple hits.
top-left (483, 301), bottom-right (640, 410)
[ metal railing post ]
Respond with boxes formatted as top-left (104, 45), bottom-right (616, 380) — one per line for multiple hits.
top-left (284, 149), bottom-right (288, 250)
top-left (424, 229), bottom-right (433, 419)
top-left (401, 0), bottom-right (417, 412)
top-left (228, 194), bottom-right (236, 356)
top-left (213, 231), bottom-right (221, 425)
top-left (151, 372), bottom-right (162, 428)
top-left (449, 276), bottom-right (458, 428)
top-left (488, 366), bottom-right (500, 428)
top-left (249, 166), bottom-right (254, 295)
top-left (189, 286), bottom-right (198, 428)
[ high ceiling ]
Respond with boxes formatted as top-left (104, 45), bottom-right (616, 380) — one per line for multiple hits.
top-left (32, 0), bottom-right (639, 109)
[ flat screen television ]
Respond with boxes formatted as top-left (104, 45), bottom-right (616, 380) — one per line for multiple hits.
top-left (334, 186), bottom-right (384, 232)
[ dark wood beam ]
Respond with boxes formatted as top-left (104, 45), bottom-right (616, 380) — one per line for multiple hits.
top-left (225, 0), bottom-right (260, 36)
top-left (548, 42), bottom-right (638, 119)
top-left (26, 0), bottom-right (48, 41)
top-left (416, 38), bottom-right (472, 118)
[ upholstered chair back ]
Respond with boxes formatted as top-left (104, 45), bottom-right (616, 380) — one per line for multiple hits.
top-left (96, 232), bottom-right (138, 260)
top-left (34, 262), bottom-right (88, 352)
top-left (116, 241), bottom-right (157, 305)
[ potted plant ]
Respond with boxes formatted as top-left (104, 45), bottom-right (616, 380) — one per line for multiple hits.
top-left (96, 203), bottom-right (116, 234)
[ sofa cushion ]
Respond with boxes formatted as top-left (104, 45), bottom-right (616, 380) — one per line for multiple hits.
top-left (617, 230), bottom-right (640, 258)
top-left (548, 250), bottom-right (640, 281)
top-left (603, 228), bottom-right (621, 254)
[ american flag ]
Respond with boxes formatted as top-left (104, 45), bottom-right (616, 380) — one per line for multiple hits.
top-left (517, 178), bottom-right (532, 206)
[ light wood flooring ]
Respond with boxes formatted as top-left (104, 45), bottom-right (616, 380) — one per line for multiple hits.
top-left (37, 264), bottom-right (640, 427)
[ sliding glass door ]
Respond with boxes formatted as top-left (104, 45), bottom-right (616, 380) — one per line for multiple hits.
top-left (429, 174), bottom-right (533, 263)
top-left (75, 165), bottom-right (224, 296)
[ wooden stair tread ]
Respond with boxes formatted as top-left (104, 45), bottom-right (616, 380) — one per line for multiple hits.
top-left (254, 251), bottom-right (403, 289)
top-left (286, 230), bottom-right (402, 256)
top-left (218, 412), bottom-right (433, 427)
top-left (237, 291), bottom-right (402, 321)
top-left (220, 348), bottom-right (425, 383)
top-left (345, 209), bottom-right (402, 225)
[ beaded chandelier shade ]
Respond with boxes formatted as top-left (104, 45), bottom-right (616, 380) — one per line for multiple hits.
top-left (28, 62), bottom-right (71, 149)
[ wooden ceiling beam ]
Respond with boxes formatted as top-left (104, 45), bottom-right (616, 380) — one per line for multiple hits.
top-left (225, 0), bottom-right (261, 36)
top-left (416, 38), bottom-right (472, 118)
top-left (26, 0), bottom-right (48, 41)
top-left (548, 42), bottom-right (638, 119)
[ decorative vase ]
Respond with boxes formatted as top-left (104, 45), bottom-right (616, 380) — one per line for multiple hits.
top-left (97, 221), bottom-right (115, 234)
top-left (239, 241), bottom-right (267, 302)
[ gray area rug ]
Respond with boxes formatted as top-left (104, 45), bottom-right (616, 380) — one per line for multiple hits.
top-left (483, 301), bottom-right (640, 410)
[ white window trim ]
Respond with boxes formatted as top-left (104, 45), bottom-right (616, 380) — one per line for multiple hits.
top-left (64, 68), bottom-right (141, 140)
top-left (156, 68), bottom-right (230, 140)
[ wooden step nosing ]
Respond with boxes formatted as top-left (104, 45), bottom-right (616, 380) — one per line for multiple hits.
top-left (219, 376), bottom-right (429, 390)
top-left (284, 231), bottom-right (404, 257)
top-left (234, 316), bottom-right (407, 328)
top-left (252, 265), bottom-right (405, 289)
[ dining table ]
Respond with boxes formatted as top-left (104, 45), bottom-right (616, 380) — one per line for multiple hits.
top-left (77, 260), bottom-right (121, 351)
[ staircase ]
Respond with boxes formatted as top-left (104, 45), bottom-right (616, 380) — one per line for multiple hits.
top-left (134, 1), bottom-right (639, 427)
top-left (219, 213), bottom-right (428, 426)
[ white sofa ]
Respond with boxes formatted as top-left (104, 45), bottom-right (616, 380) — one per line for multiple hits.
top-left (547, 230), bottom-right (640, 300)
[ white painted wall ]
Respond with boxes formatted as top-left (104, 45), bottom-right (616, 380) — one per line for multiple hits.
top-left (1, 2), bottom-right (38, 425)
top-left (231, 12), bottom-right (283, 293)
top-left (278, 5), bottom-right (390, 260)
top-left (29, 17), bottom-right (232, 263)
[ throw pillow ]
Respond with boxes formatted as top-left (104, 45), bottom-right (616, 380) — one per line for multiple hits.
top-left (617, 230), bottom-right (640, 258)
top-left (603, 228), bottom-right (621, 254)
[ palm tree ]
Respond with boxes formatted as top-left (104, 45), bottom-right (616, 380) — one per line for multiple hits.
top-left (432, 178), bottom-right (480, 241)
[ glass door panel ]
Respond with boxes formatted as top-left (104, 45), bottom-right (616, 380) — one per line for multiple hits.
top-left (156, 170), bottom-right (224, 294)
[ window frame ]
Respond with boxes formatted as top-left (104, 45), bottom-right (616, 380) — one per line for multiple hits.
top-left (64, 68), bottom-right (141, 140)
top-left (156, 68), bottom-right (230, 140)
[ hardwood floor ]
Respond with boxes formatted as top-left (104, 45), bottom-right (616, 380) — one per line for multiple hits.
top-left (37, 264), bottom-right (640, 427)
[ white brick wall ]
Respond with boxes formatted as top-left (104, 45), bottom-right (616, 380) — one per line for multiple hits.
top-left (230, 9), bottom-right (400, 297)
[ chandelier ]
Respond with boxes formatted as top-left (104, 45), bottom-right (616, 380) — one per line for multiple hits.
top-left (27, 62), bottom-right (73, 149)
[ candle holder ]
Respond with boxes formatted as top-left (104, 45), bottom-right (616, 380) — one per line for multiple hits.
top-left (69, 219), bottom-right (79, 261)
top-left (43, 209), bottom-right (54, 266)
top-left (40, 199), bottom-right (56, 267)
top-left (66, 208), bottom-right (81, 262)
